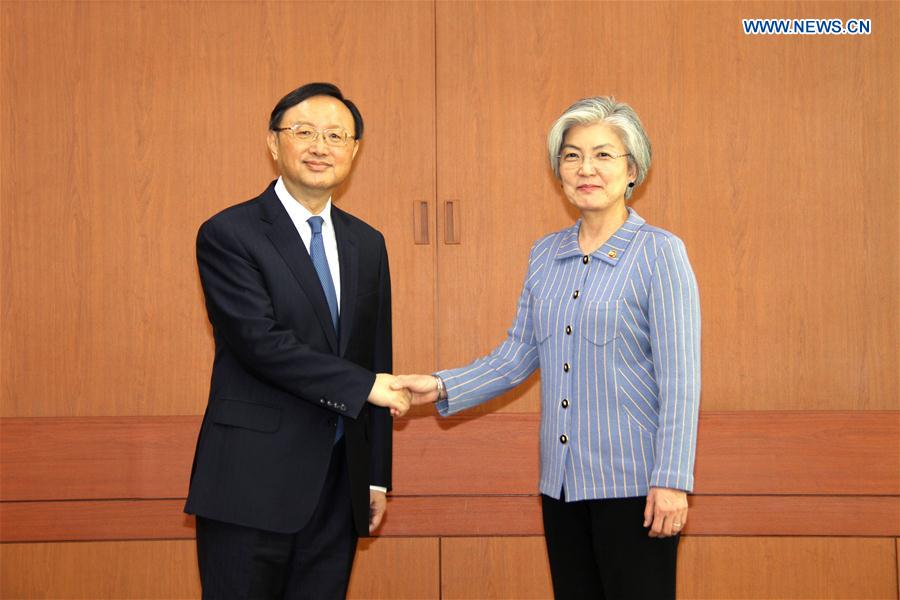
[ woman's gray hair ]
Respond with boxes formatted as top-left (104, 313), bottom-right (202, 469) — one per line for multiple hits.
top-left (547, 97), bottom-right (651, 200)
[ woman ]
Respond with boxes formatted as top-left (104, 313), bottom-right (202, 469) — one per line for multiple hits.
top-left (395, 97), bottom-right (700, 599)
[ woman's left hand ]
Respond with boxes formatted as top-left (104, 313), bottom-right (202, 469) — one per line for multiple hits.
top-left (643, 487), bottom-right (688, 538)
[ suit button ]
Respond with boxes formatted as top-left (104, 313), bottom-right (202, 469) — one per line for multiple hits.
top-left (560, 434), bottom-right (568, 444)
top-left (561, 399), bottom-right (569, 409)
top-left (563, 363), bottom-right (570, 373)
top-left (582, 255), bottom-right (590, 265)
top-left (339, 403), bottom-right (346, 411)
top-left (573, 290), bottom-right (579, 299)
top-left (319, 398), bottom-right (325, 404)
top-left (565, 325), bottom-right (572, 335)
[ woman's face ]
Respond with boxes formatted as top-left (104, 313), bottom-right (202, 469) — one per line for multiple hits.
top-left (558, 121), bottom-right (635, 216)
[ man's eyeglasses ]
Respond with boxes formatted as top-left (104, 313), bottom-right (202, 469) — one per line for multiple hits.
top-left (273, 123), bottom-right (353, 147)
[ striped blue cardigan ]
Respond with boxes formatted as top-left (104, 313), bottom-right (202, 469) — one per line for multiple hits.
top-left (435, 209), bottom-right (701, 501)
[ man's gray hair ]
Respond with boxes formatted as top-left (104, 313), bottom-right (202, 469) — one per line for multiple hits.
top-left (547, 97), bottom-right (651, 200)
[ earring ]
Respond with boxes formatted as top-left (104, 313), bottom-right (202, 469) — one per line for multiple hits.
top-left (628, 181), bottom-right (635, 188)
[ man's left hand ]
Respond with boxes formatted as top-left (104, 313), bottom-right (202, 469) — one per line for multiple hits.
top-left (369, 489), bottom-right (387, 534)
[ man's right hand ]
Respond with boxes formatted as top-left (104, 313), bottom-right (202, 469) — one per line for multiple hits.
top-left (367, 373), bottom-right (411, 417)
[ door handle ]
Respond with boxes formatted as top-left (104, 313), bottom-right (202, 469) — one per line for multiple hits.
top-left (413, 200), bottom-right (430, 245)
top-left (444, 200), bottom-right (460, 245)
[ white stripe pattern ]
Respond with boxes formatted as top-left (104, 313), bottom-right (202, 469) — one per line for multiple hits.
top-left (435, 209), bottom-right (701, 500)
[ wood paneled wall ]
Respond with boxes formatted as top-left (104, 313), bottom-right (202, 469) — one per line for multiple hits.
top-left (2, 537), bottom-right (898, 600)
top-left (435, 0), bottom-right (898, 414)
top-left (2, 1), bottom-right (898, 599)
top-left (0, 0), bottom-right (436, 417)
top-left (3, 3), bottom-right (896, 418)
top-left (0, 538), bottom-right (442, 600)
top-left (2, 413), bottom-right (898, 597)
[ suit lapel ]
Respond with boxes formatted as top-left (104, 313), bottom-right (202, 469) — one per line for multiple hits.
top-left (258, 185), bottom-right (339, 353)
top-left (333, 207), bottom-right (359, 358)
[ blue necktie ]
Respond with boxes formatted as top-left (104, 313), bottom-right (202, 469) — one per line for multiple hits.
top-left (308, 216), bottom-right (343, 441)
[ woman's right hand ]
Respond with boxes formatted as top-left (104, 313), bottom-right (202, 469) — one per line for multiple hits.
top-left (391, 374), bottom-right (440, 405)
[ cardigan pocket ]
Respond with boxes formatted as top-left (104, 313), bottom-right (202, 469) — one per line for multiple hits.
top-left (531, 297), bottom-right (562, 344)
top-left (619, 395), bottom-right (659, 435)
top-left (580, 299), bottom-right (622, 346)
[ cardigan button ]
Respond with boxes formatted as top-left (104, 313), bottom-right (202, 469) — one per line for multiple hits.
top-left (561, 399), bottom-right (569, 409)
top-left (560, 434), bottom-right (568, 444)
top-left (563, 363), bottom-right (570, 373)
top-left (582, 255), bottom-right (590, 264)
top-left (573, 290), bottom-right (579, 299)
top-left (565, 325), bottom-right (572, 335)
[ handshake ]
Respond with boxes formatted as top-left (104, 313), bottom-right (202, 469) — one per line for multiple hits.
top-left (366, 373), bottom-right (441, 417)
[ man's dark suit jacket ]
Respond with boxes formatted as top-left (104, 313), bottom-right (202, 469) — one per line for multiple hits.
top-left (185, 181), bottom-right (392, 537)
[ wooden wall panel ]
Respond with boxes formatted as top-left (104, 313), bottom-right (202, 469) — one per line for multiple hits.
top-left (348, 537), bottom-right (440, 600)
top-left (690, 411), bottom-right (900, 495)
top-left (439, 536), bottom-right (898, 600)
top-left (0, 0), bottom-right (436, 418)
top-left (0, 540), bottom-right (201, 599)
top-left (434, 1), bottom-right (898, 412)
top-left (677, 537), bottom-right (898, 599)
top-left (3, 494), bottom-right (898, 543)
top-left (0, 416), bottom-right (196, 501)
top-left (681, 495), bottom-right (900, 538)
top-left (0, 538), bottom-right (439, 600)
top-left (0, 499), bottom-right (194, 543)
top-left (385, 494), bottom-right (900, 538)
top-left (441, 537), bottom-right (554, 600)
top-left (5, 537), bottom-right (893, 600)
top-left (3, 412), bottom-right (897, 501)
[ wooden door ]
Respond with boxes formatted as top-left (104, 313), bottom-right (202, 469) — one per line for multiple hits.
top-left (0, 0), bottom-right (436, 417)
top-left (434, 1), bottom-right (897, 413)
top-left (430, 1), bottom-right (898, 596)
top-left (1, 1), bottom-right (439, 597)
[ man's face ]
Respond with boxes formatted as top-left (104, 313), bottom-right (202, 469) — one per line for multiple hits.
top-left (266, 95), bottom-right (359, 201)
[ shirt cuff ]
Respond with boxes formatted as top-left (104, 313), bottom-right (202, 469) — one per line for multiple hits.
top-left (369, 485), bottom-right (388, 494)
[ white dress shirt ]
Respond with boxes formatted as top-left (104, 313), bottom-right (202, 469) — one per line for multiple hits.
top-left (274, 177), bottom-right (341, 312)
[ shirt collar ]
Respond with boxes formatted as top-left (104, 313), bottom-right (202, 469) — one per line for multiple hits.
top-left (274, 176), bottom-right (333, 232)
top-left (554, 207), bottom-right (646, 266)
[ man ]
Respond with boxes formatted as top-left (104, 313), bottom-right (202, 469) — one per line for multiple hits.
top-left (185, 82), bottom-right (409, 599)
